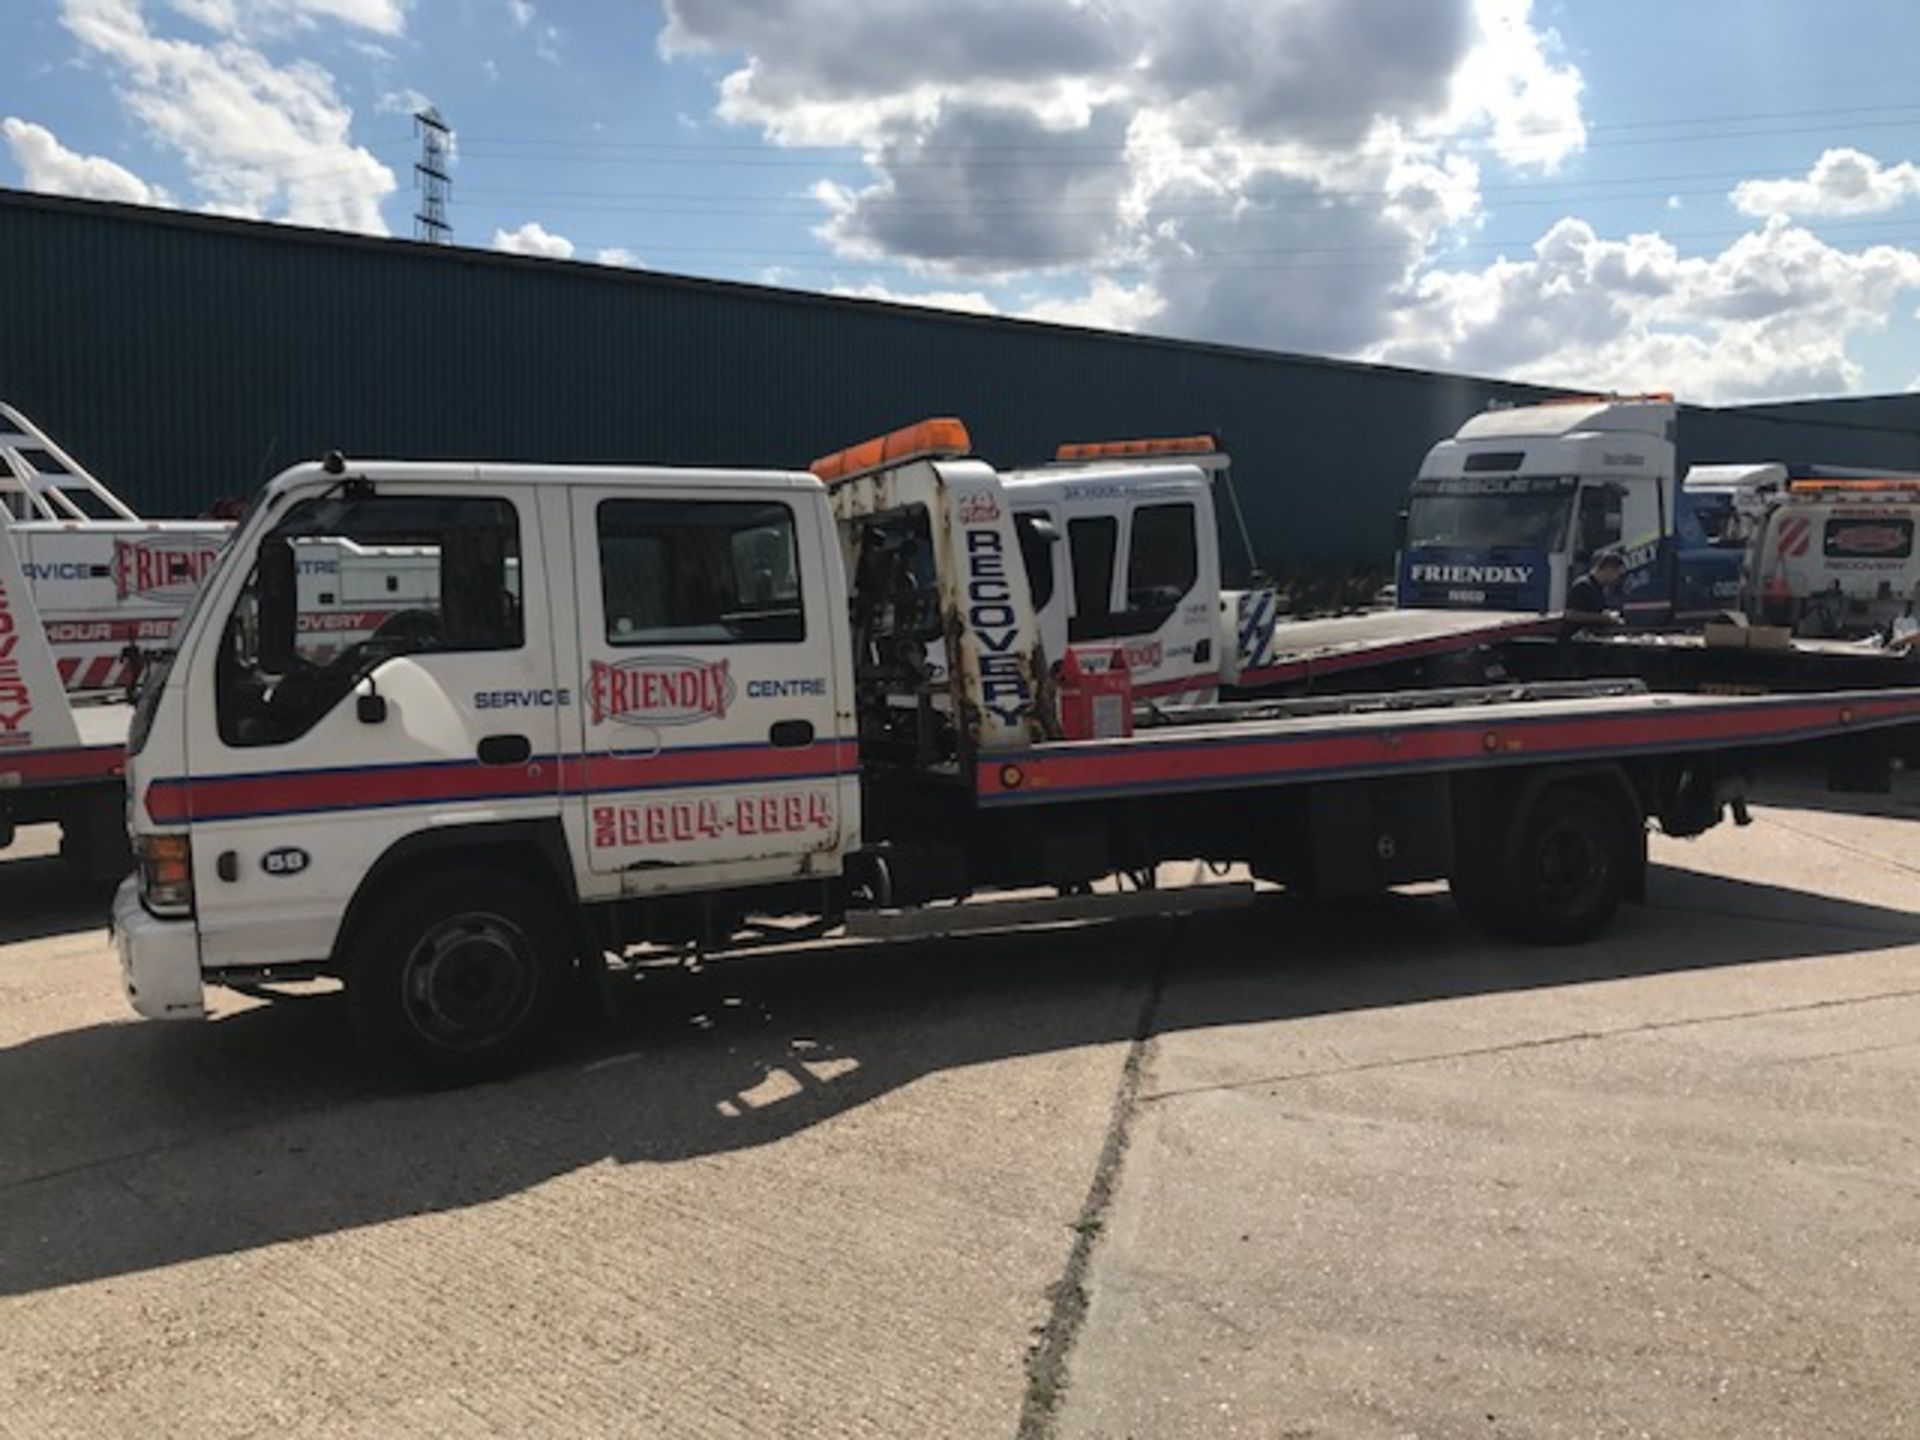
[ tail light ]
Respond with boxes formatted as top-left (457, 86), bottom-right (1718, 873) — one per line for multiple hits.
top-left (136, 833), bottom-right (194, 916)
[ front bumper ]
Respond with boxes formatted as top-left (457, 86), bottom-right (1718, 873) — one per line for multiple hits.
top-left (112, 876), bottom-right (205, 1020)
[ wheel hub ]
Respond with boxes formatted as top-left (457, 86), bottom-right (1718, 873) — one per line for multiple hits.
top-left (401, 914), bottom-right (537, 1051)
top-left (1534, 820), bottom-right (1607, 910)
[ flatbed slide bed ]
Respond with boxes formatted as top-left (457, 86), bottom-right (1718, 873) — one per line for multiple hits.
top-left (1235, 607), bottom-right (1560, 691)
top-left (977, 684), bottom-right (1920, 805)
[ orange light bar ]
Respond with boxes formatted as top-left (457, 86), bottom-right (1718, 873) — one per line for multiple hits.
top-left (810, 417), bottom-right (971, 483)
top-left (1789, 478), bottom-right (1920, 494)
top-left (1054, 434), bottom-right (1218, 462)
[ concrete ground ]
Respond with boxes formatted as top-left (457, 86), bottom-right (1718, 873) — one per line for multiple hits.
top-left (3, 771), bottom-right (1918, 1438)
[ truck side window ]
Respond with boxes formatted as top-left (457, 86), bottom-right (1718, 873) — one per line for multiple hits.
top-left (1014, 511), bottom-right (1056, 610)
top-left (1067, 516), bottom-right (1117, 638)
top-left (1069, 504), bottom-right (1199, 641)
top-left (216, 494), bottom-right (523, 747)
top-left (1126, 502), bottom-right (1199, 613)
top-left (598, 498), bottom-right (804, 645)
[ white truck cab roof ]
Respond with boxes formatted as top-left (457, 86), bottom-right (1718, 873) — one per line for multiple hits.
top-left (1453, 396), bottom-right (1675, 442)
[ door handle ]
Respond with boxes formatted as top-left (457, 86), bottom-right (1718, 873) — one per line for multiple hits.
top-left (768, 719), bottom-right (815, 749)
top-left (478, 733), bottom-right (533, 766)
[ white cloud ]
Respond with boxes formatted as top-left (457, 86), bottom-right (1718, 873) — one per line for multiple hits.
top-left (1021, 277), bottom-right (1164, 331)
top-left (61, 0), bottom-right (397, 233)
top-left (493, 220), bottom-right (575, 258)
top-left (595, 246), bottom-right (641, 267)
top-left (376, 86), bottom-right (431, 117)
top-left (829, 276), bottom-right (1165, 333)
top-left (168, 0), bottom-right (409, 39)
top-left (830, 281), bottom-right (1000, 316)
top-left (2, 116), bottom-right (171, 205)
top-left (1732, 147), bottom-right (1920, 219)
top-left (506, 0), bottom-right (534, 26)
top-left (657, 0), bottom-right (1577, 354)
top-left (1442, 0), bottom-right (1585, 171)
top-left (1374, 215), bottom-right (1920, 402)
top-left (658, 1), bottom-right (1920, 397)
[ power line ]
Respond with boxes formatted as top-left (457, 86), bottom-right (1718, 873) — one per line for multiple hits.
top-left (442, 180), bottom-right (1843, 219)
top-left (446, 108), bottom-right (1920, 170)
top-left (478, 210), bottom-right (1920, 272)
top-left (450, 97), bottom-right (1920, 154)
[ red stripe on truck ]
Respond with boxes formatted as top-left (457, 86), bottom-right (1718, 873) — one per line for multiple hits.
top-left (143, 739), bottom-right (859, 824)
top-left (0, 743), bottom-right (125, 789)
top-left (977, 692), bottom-right (1920, 804)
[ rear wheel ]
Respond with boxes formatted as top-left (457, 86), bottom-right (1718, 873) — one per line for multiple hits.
top-left (347, 868), bottom-right (572, 1085)
top-left (1455, 787), bottom-right (1627, 945)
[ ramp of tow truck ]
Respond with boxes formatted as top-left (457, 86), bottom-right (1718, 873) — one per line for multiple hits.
top-left (1236, 608), bottom-right (1559, 690)
top-left (1567, 628), bottom-right (1920, 694)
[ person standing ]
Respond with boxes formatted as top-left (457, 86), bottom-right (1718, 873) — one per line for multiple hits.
top-left (1566, 549), bottom-right (1626, 626)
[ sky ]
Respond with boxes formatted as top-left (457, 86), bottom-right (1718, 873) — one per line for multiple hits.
top-left (6, 0), bottom-right (1920, 403)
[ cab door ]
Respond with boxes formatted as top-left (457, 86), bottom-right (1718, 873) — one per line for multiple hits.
top-left (1574, 477), bottom-right (1666, 621)
top-left (178, 483), bottom-right (559, 974)
top-left (567, 483), bottom-right (849, 892)
top-left (1062, 494), bottom-right (1216, 700)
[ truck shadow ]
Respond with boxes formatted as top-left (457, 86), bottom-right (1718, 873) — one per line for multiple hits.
top-left (4, 865), bottom-right (1917, 1298)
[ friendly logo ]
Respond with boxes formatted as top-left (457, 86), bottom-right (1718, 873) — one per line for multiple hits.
top-left (589, 656), bottom-right (734, 725)
top-left (113, 536), bottom-right (223, 602)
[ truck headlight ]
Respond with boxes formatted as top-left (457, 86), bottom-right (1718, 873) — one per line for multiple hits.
top-left (136, 833), bottom-right (195, 916)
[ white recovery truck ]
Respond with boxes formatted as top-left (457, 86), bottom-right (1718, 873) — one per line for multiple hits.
top-left (1731, 472), bottom-right (1920, 639)
top-left (0, 403), bottom-right (230, 874)
top-left (114, 420), bottom-right (1920, 1083)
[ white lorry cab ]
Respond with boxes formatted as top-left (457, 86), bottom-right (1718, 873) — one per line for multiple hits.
top-left (116, 422), bottom-right (1920, 1085)
top-left (1400, 395), bottom-right (1676, 619)
top-left (999, 435), bottom-right (1233, 705)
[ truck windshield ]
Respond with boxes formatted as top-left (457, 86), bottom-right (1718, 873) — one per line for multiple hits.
top-left (1405, 477), bottom-right (1575, 551)
top-left (1677, 491), bottom-right (1747, 549)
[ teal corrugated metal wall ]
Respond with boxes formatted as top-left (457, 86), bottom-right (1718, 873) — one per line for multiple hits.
top-left (4, 189), bottom-right (1918, 576)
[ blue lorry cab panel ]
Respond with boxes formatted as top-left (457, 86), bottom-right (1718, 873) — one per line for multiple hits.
top-left (1397, 547), bottom-right (1551, 612)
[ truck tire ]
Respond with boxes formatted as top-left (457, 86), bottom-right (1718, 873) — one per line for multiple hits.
top-left (346, 868), bottom-right (573, 1086)
top-left (1477, 786), bottom-right (1626, 945)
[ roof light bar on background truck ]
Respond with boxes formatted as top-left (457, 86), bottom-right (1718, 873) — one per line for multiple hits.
top-left (111, 422), bottom-right (1920, 1086)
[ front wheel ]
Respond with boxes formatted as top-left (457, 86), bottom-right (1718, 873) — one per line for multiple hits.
top-left (347, 868), bottom-right (572, 1085)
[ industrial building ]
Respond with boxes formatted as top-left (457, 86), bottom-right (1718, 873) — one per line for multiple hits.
top-left (4, 187), bottom-right (1918, 579)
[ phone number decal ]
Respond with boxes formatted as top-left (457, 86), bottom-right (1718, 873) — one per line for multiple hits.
top-left (592, 789), bottom-right (835, 848)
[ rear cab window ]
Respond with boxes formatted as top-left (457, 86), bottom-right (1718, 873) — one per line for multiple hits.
top-left (597, 498), bottom-right (805, 645)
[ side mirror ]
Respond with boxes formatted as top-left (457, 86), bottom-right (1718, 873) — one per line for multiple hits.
top-left (1015, 513), bottom-right (1060, 545)
top-left (356, 676), bottom-right (388, 724)
top-left (257, 537), bottom-right (297, 674)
